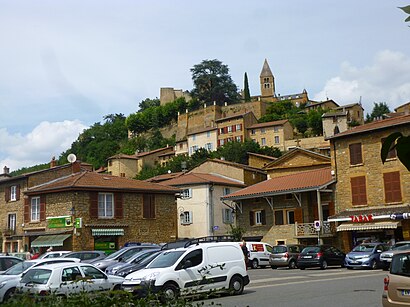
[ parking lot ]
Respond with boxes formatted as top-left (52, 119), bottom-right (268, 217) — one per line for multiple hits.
top-left (200, 266), bottom-right (386, 307)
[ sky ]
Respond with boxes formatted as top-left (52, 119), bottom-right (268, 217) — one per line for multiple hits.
top-left (1, 0), bottom-right (410, 171)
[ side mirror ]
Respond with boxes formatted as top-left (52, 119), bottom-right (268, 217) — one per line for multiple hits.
top-left (182, 260), bottom-right (193, 269)
top-left (377, 250), bottom-right (382, 253)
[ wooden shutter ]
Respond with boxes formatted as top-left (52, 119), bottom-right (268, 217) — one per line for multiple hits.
top-left (249, 211), bottom-right (255, 226)
top-left (143, 194), bottom-right (155, 218)
top-left (233, 125), bottom-right (236, 132)
top-left (384, 171), bottom-right (401, 203)
top-left (24, 198), bottom-right (30, 223)
top-left (349, 143), bottom-right (363, 165)
top-left (328, 201), bottom-right (335, 217)
top-left (150, 195), bottom-right (156, 218)
top-left (40, 195), bottom-right (46, 221)
top-left (261, 210), bottom-right (266, 225)
top-left (89, 192), bottom-right (98, 218)
top-left (114, 193), bottom-right (123, 218)
top-left (5, 186), bottom-right (10, 202)
top-left (313, 205), bottom-right (318, 221)
top-left (16, 185), bottom-right (20, 201)
top-left (217, 140), bottom-right (220, 147)
top-left (351, 176), bottom-right (367, 206)
top-left (294, 207), bottom-right (303, 223)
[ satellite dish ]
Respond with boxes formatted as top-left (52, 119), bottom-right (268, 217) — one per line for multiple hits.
top-left (67, 153), bottom-right (77, 163)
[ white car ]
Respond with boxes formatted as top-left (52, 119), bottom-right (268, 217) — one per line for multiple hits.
top-left (0, 257), bottom-right (80, 302)
top-left (122, 241), bottom-right (249, 301)
top-left (244, 241), bottom-right (274, 269)
top-left (38, 251), bottom-right (71, 259)
top-left (17, 263), bottom-right (124, 296)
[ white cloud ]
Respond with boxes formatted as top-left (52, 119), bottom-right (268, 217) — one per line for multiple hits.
top-left (0, 120), bottom-right (87, 172)
top-left (314, 50), bottom-right (410, 114)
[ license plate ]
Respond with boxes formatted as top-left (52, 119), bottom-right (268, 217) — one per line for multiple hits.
top-left (303, 256), bottom-right (312, 259)
top-left (402, 290), bottom-right (410, 296)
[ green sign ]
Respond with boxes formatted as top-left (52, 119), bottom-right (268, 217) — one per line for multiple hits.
top-left (74, 218), bottom-right (82, 229)
top-left (47, 217), bottom-right (72, 228)
top-left (94, 242), bottom-right (116, 250)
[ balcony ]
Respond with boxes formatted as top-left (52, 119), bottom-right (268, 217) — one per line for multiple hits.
top-left (295, 222), bottom-right (334, 238)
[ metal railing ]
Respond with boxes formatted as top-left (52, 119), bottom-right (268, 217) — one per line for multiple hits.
top-left (295, 222), bottom-right (333, 237)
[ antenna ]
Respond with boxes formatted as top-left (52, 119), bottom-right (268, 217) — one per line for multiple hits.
top-left (67, 153), bottom-right (77, 164)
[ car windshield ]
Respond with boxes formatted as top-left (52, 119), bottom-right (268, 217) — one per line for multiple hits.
top-left (139, 252), bottom-right (161, 265)
top-left (272, 246), bottom-right (287, 253)
top-left (393, 243), bottom-right (410, 251)
top-left (391, 254), bottom-right (410, 277)
top-left (104, 249), bottom-right (126, 260)
top-left (20, 269), bottom-right (52, 284)
top-left (3, 262), bottom-right (35, 275)
top-left (352, 244), bottom-right (375, 252)
top-left (147, 251), bottom-right (185, 269)
top-left (130, 251), bottom-right (157, 264)
top-left (302, 247), bottom-right (320, 254)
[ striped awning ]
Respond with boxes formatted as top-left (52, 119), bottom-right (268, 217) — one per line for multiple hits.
top-left (337, 221), bottom-right (399, 232)
top-left (31, 234), bottom-right (71, 248)
top-left (91, 228), bottom-right (124, 236)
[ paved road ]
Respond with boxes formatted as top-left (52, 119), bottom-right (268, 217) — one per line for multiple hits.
top-left (198, 266), bottom-right (386, 307)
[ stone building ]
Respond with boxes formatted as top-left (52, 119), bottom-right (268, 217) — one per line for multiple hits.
top-left (247, 119), bottom-right (294, 151)
top-left (186, 127), bottom-right (218, 156)
top-left (160, 87), bottom-right (191, 106)
top-left (216, 112), bottom-right (258, 147)
top-left (322, 103), bottom-right (365, 139)
top-left (326, 114), bottom-right (410, 252)
top-left (16, 171), bottom-right (179, 254)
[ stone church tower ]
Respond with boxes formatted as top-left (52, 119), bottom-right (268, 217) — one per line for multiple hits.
top-left (260, 59), bottom-right (275, 98)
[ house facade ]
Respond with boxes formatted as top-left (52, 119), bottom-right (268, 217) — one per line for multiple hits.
top-left (247, 120), bottom-right (293, 151)
top-left (187, 127), bottom-right (218, 156)
top-left (216, 112), bottom-right (258, 147)
top-left (327, 114), bottom-right (410, 252)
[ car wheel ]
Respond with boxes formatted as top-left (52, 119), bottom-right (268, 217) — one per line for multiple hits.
top-left (271, 265), bottom-right (277, 269)
top-left (288, 260), bottom-right (297, 269)
top-left (229, 275), bottom-right (244, 295)
top-left (3, 288), bottom-right (15, 301)
top-left (160, 283), bottom-right (179, 303)
top-left (370, 260), bottom-right (377, 270)
top-left (346, 266), bottom-right (353, 270)
top-left (320, 260), bottom-right (328, 270)
top-left (251, 259), bottom-right (258, 269)
top-left (113, 284), bottom-right (121, 291)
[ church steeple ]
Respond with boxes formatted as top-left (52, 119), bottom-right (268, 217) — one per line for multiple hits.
top-left (260, 59), bottom-right (275, 97)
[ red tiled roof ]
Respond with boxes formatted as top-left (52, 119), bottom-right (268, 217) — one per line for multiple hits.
top-left (247, 120), bottom-right (288, 129)
top-left (107, 153), bottom-right (138, 160)
top-left (26, 171), bottom-right (179, 194)
top-left (194, 159), bottom-right (266, 174)
top-left (145, 172), bottom-right (185, 183)
top-left (247, 152), bottom-right (277, 161)
top-left (326, 114), bottom-right (410, 140)
top-left (136, 146), bottom-right (174, 158)
top-left (222, 167), bottom-right (334, 200)
top-left (161, 173), bottom-right (246, 188)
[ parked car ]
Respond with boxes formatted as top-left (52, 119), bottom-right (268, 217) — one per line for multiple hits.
top-left (270, 244), bottom-right (305, 269)
top-left (92, 244), bottom-right (159, 271)
top-left (244, 241), bottom-right (273, 269)
top-left (382, 251), bottom-right (410, 306)
top-left (0, 256), bottom-right (24, 273)
top-left (110, 250), bottom-right (162, 277)
top-left (63, 251), bottom-right (107, 263)
top-left (38, 251), bottom-right (71, 259)
top-left (345, 243), bottom-right (388, 270)
top-left (380, 241), bottom-right (410, 271)
top-left (0, 257), bottom-right (80, 303)
top-left (17, 263), bottom-right (124, 297)
top-left (297, 245), bottom-right (345, 270)
top-left (105, 249), bottom-right (161, 276)
top-left (122, 241), bottom-right (249, 302)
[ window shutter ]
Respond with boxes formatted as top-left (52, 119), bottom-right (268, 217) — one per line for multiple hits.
top-left (16, 185), bottom-right (20, 201)
top-left (349, 143), bottom-right (363, 165)
top-left (150, 195), bottom-right (156, 218)
top-left (384, 171), bottom-right (401, 203)
top-left (114, 193), bottom-right (123, 218)
top-left (351, 176), bottom-right (367, 206)
top-left (294, 207), bottom-right (303, 223)
top-left (89, 192), bottom-right (98, 218)
top-left (5, 186), bottom-right (10, 202)
top-left (261, 210), bottom-right (266, 225)
top-left (233, 125), bottom-right (236, 132)
top-left (249, 211), bottom-right (255, 226)
top-left (217, 140), bottom-right (220, 147)
top-left (24, 198), bottom-right (30, 223)
top-left (328, 201), bottom-right (335, 216)
top-left (40, 195), bottom-right (46, 221)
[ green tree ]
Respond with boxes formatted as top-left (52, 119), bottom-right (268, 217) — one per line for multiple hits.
top-left (399, 5), bottom-right (410, 23)
top-left (243, 72), bottom-right (251, 102)
top-left (190, 59), bottom-right (239, 105)
top-left (213, 140), bottom-right (261, 165)
top-left (138, 98), bottom-right (160, 112)
top-left (366, 102), bottom-right (391, 122)
top-left (307, 109), bottom-right (325, 136)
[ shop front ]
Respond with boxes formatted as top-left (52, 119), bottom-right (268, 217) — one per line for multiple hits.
top-left (92, 228), bottom-right (125, 255)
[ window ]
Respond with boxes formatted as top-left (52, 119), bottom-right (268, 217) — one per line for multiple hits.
top-left (251, 129), bottom-right (256, 135)
top-left (274, 136), bottom-right (280, 144)
top-left (207, 131), bottom-right (211, 137)
top-left (8, 214), bottom-right (16, 231)
top-left (381, 138), bottom-right (397, 159)
top-left (98, 193), bottom-right (113, 218)
top-left (10, 186), bottom-right (17, 201)
top-left (82, 265), bottom-right (105, 279)
top-left (274, 211), bottom-right (284, 225)
top-left (205, 143), bottom-right (213, 151)
top-left (274, 126), bottom-right (279, 133)
top-left (287, 210), bottom-right (295, 224)
top-left (228, 126), bottom-right (232, 133)
top-left (219, 128), bottom-right (224, 134)
top-left (143, 194), bottom-right (155, 219)
top-left (180, 211), bottom-right (192, 225)
top-left (108, 160), bottom-right (112, 167)
top-left (351, 176), bottom-right (367, 206)
top-left (261, 138), bottom-right (266, 146)
top-left (250, 210), bottom-right (266, 226)
top-left (62, 267), bottom-right (82, 282)
top-left (236, 124), bottom-right (242, 131)
top-left (236, 136), bottom-right (241, 142)
top-left (261, 128), bottom-right (266, 134)
top-left (192, 134), bottom-right (196, 141)
top-left (222, 208), bottom-right (234, 224)
top-left (177, 249), bottom-right (203, 270)
top-left (349, 143), bottom-right (363, 165)
top-left (223, 187), bottom-right (231, 196)
top-left (31, 197), bottom-right (40, 222)
top-left (384, 171), bottom-right (401, 203)
top-left (181, 188), bottom-right (192, 199)
top-left (220, 139), bottom-right (225, 146)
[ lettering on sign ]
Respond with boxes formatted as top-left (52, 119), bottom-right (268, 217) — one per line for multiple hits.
top-left (349, 214), bottom-right (373, 223)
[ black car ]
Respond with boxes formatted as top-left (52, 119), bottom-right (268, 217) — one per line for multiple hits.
top-left (112, 250), bottom-right (162, 277)
top-left (297, 245), bottom-right (345, 270)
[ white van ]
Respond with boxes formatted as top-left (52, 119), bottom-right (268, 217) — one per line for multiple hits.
top-left (122, 240), bottom-right (249, 301)
top-left (245, 241), bottom-right (273, 269)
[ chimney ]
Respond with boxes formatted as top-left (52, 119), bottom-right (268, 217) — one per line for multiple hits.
top-left (72, 161), bottom-right (81, 173)
top-left (3, 166), bottom-right (9, 175)
top-left (50, 156), bottom-right (57, 168)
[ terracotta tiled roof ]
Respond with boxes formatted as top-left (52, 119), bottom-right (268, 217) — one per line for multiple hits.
top-left (25, 171), bottom-right (179, 195)
top-left (194, 159), bottom-right (266, 174)
top-left (145, 172), bottom-right (185, 183)
top-left (326, 114), bottom-right (410, 140)
top-left (335, 103), bottom-right (363, 110)
top-left (136, 146), bottom-right (174, 157)
top-left (161, 173), bottom-right (246, 188)
top-left (247, 152), bottom-right (277, 161)
top-left (107, 153), bottom-right (138, 160)
top-left (222, 167), bottom-right (334, 201)
top-left (247, 120), bottom-right (288, 129)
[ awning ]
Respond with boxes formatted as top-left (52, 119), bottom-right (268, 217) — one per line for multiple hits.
top-left (337, 221), bottom-right (399, 232)
top-left (31, 234), bottom-right (71, 247)
top-left (91, 228), bottom-right (124, 236)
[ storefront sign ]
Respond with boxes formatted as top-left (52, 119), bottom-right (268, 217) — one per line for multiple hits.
top-left (390, 213), bottom-right (410, 220)
top-left (74, 218), bottom-right (82, 229)
top-left (47, 216), bottom-right (72, 228)
top-left (350, 214), bottom-right (373, 223)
